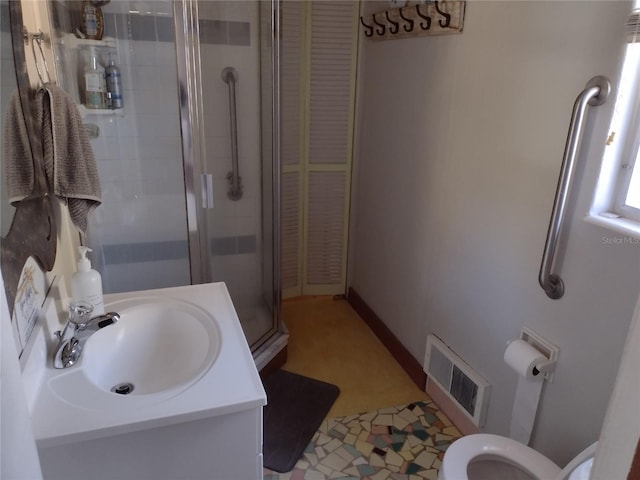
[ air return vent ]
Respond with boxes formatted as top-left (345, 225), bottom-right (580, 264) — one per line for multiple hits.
top-left (424, 335), bottom-right (491, 427)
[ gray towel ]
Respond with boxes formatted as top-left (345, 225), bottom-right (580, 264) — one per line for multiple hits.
top-left (5, 85), bottom-right (101, 233)
top-left (4, 91), bottom-right (35, 199)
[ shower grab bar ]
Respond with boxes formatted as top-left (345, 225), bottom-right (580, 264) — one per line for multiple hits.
top-left (538, 75), bottom-right (610, 300)
top-left (222, 66), bottom-right (243, 201)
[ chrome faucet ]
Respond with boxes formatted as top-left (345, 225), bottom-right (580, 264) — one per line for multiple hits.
top-left (53, 302), bottom-right (120, 369)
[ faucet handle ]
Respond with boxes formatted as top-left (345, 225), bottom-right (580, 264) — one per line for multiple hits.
top-left (68, 301), bottom-right (94, 326)
top-left (60, 337), bottom-right (81, 367)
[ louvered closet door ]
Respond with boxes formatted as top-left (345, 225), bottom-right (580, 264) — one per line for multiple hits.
top-left (281, 0), bottom-right (358, 298)
top-left (281, 1), bottom-right (305, 298)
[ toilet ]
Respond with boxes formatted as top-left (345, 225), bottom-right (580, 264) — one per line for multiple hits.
top-left (438, 434), bottom-right (598, 480)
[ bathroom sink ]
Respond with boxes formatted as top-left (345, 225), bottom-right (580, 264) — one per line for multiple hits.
top-left (28, 283), bottom-right (267, 478)
top-left (47, 296), bottom-right (221, 408)
top-left (81, 297), bottom-right (221, 396)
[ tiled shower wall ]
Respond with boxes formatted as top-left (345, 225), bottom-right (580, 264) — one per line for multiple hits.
top-left (50, 1), bottom-right (261, 302)
top-left (72, 0), bottom-right (190, 293)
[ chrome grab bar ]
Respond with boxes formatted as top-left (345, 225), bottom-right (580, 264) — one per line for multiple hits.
top-left (222, 66), bottom-right (243, 201)
top-left (539, 76), bottom-right (610, 299)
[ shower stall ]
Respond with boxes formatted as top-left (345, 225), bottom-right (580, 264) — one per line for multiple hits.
top-left (47, 0), bottom-right (282, 359)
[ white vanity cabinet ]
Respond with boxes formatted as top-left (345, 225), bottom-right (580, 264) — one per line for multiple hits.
top-left (38, 404), bottom-right (264, 479)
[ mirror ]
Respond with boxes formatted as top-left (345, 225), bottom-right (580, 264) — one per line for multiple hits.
top-left (1, 0), bottom-right (58, 317)
top-left (1, 0), bottom-right (18, 236)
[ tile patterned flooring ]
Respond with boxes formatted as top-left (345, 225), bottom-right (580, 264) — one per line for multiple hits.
top-left (266, 297), bottom-right (462, 479)
top-left (264, 400), bottom-right (462, 480)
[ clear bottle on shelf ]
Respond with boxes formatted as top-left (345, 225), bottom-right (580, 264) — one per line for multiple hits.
top-left (84, 47), bottom-right (105, 109)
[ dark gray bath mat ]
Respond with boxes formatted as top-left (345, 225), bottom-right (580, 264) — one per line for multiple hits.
top-left (263, 369), bottom-right (340, 473)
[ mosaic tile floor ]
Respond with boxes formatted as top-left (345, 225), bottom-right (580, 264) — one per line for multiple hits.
top-left (264, 400), bottom-right (462, 480)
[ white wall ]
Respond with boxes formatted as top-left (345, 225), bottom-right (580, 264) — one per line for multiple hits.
top-left (351, 0), bottom-right (640, 466)
top-left (592, 291), bottom-right (640, 479)
top-left (0, 273), bottom-right (43, 479)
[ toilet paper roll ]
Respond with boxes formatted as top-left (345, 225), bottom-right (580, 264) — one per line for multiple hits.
top-left (504, 339), bottom-right (547, 381)
top-left (504, 339), bottom-right (547, 445)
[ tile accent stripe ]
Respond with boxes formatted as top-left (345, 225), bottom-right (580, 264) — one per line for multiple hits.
top-left (101, 235), bottom-right (256, 265)
top-left (211, 234), bottom-right (257, 256)
top-left (102, 240), bottom-right (189, 265)
top-left (101, 12), bottom-right (250, 46)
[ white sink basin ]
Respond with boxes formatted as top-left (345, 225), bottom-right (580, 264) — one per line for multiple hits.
top-left (46, 296), bottom-right (221, 410)
top-left (81, 297), bottom-right (221, 396)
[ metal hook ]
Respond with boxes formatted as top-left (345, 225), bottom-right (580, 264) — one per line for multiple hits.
top-left (415, 4), bottom-right (431, 30)
top-left (25, 31), bottom-right (52, 85)
top-left (359, 16), bottom-right (374, 37)
top-left (372, 13), bottom-right (386, 36)
top-left (385, 11), bottom-right (400, 34)
top-left (434, 1), bottom-right (451, 28)
top-left (398, 7), bottom-right (414, 32)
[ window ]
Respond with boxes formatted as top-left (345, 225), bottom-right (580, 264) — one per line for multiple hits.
top-left (588, 5), bottom-right (640, 237)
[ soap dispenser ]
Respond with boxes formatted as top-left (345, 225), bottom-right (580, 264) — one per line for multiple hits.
top-left (70, 246), bottom-right (104, 315)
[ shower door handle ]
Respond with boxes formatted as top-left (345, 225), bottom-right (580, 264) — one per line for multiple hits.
top-left (538, 76), bottom-right (610, 300)
top-left (201, 173), bottom-right (214, 209)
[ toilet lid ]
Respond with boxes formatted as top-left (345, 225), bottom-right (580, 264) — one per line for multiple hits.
top-left (441, 434), bottom-right (562, 480)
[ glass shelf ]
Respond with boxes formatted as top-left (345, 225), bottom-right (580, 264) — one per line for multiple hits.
top-left (59, 33), bottom-right (117, 50)
top-left (77, 105), bottom-right (125, 117)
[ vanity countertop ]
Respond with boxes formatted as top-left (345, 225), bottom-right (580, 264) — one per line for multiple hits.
top-left (28, 282), bottom-right (266, 448)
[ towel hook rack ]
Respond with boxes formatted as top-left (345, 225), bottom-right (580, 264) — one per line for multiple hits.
top-left (434, 1), bottom-right (451, 28)
top-left (385, 11), bottom-right (400, 34)
top-left (415, 4), bottom-right (432, 30)
top-left (372, 13), bottom-right (386, 36)
top-left (398, 7), bottom-right (414, 32)
top-left (359, 17), bottom-right (374, 37)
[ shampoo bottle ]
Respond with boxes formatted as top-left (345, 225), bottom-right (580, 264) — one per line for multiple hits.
top-left (81, 0), bottom-right (104, 40)
top-left (70, 246), bottom-right (104, 315)
top-left (105, 53), bottom-right (123, 109)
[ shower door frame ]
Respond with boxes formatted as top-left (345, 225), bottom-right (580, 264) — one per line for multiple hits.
top-left (173, 0), bottom-right (282, 352)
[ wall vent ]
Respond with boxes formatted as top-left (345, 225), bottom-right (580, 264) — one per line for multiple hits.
top-left (424, 334), bottom-right (491, 427)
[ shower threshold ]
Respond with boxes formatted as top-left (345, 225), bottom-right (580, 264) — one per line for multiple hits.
top-left (254, 323), bottom-right (289, 375)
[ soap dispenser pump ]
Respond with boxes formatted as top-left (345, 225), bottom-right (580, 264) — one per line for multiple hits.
top-left (70, 246), bottom-right (104, 315)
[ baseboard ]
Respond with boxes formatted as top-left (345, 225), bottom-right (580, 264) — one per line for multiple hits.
top-left (347, 287), bottom-right (427, 389)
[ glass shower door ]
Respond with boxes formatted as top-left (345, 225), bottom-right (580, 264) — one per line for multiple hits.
top-left (182, 0), bottom-right (279, 349)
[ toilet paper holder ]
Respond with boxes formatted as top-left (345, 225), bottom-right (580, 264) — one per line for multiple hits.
top-left (508, 327), bottom-right (560, 382)
top-left (531, 357), bottom-right (556, 377)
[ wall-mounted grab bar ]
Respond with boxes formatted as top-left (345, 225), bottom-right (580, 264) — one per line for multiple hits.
top-left (539, 76), bottom-right (610, 299)
top-left (222, 66), bottom-right (243, 201)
